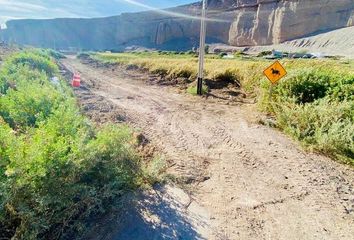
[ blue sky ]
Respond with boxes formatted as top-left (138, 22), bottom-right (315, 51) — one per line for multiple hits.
top-left (0, 0), bottom-right (196, 27)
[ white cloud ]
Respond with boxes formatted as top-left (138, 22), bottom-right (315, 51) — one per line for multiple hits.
top-left (0, 0), bottom-right (83, 24)
top-left (0, 0), bottom-right (47, 12)
top-left (0, 0), bottom-right (197, 25)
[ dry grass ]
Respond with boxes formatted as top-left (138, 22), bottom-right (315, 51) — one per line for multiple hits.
top-left (94, 52), bottom-right (354, 93)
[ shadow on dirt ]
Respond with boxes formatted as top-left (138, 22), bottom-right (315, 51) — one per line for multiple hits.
top-left (113, 185), bottom-right (208, 240)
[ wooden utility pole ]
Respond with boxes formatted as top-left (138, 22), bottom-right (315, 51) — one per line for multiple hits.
top-left (197, 0), bottom-right (207, 95)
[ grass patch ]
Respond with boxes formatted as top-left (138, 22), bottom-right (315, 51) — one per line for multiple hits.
top-left (187, 85), bottom-right (209, 95)
top-left (143, 156), bottom-right (168, 184)
top-left (92, 52), bottom-right (267, 90)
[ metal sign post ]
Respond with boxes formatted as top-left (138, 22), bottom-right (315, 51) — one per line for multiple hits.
top-left (197, 0), bottom-right (207, 95)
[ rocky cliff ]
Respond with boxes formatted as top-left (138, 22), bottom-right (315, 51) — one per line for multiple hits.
top-left (0, 4), bottom-right (233, 51)
top-left (0, 0), bottom-right (353, 50)
top-left (230, 0), bottom-right (354, 46)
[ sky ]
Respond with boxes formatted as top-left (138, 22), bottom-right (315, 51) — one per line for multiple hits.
top-left (0, 0), bottom-right (196, 28)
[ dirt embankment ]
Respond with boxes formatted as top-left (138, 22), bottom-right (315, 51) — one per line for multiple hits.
top-left (61, 56), bottom-right (354, 240)
top-left (78, 54), bottom-right (249, 103)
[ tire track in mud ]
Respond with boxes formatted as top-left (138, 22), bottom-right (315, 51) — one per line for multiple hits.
top-left (62, 57), bottom-right (354, 240)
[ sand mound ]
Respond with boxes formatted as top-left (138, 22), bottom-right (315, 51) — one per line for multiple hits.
top-left (250, 26), bottom-right (354, 58)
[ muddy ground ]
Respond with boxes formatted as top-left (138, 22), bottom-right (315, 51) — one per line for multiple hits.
top-left (61, 56), bottom-right (354, 240)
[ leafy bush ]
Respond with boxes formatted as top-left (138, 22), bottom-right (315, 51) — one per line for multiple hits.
top-left (0, 65), bottom-right (49, 94)
top-left (0, 50), bottom-right (143, 239)
top-left (187, 84), bottom-right (209, 95)
top-left (27, 49), bottom-right (65, 60)
top-left (327, 74), bottom-right (354, 101)
top-left (4, 51), bottom-right (58, 77)
top-left (0, 72), bottom-right (64, 130)
top-left (44, 49), bottom-right (66, 60)
top-left (2, 111), bottom-right (140, 239)
top-left (273, 99), bottom-right (353, 162)
top-left (0, 118), bottom-right (14, 178)
top-left (269, 68), bottom-right (354, 163)
top-left (274, 69), bottom-right (354, 104)
top-left (276, 70), bottom-right (330, 103)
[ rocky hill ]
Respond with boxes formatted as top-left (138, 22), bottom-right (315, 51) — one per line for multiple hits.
top-left (229, 0), bottom-right (354, 46)
top-left (0, 0), bottom-right (353, 51)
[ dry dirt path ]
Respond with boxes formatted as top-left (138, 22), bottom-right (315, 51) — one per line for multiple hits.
top-left (62, 57), bottom-right (354, 240)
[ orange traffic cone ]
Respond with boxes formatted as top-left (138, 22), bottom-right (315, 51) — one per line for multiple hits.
top-left (72, 73), bottom-right (81, 87)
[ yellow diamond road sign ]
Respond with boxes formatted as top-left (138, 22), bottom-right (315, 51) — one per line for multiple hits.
top-left (263, 61), bottom-right (287, 84)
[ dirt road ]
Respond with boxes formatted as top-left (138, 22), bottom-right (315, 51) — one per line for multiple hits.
top-left (62, 57), bottom-right (354, 240)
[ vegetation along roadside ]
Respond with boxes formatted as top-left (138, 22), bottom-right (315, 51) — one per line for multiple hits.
top-left (0, 49), bottom-right (157, 239)
top-left (88, 51), bottom-right (354, 165)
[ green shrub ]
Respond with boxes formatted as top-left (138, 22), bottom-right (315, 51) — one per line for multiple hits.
top-left (187, 84), bottom-right (209, 95)
top-left (274, 69), bottom-right (354, 103)
top-left (268, 68), bottom-right (354, 163)
top-left (276, 70), bottom-right (330, 103)
top-left (2, 107), bottom-right (141, 239)
top-left (0, 50), bottom-right (144, 239)
top-left (0, 65), bottom-right (49, 94)
top-left (273, 98), bottom-right (353, 163)
top-left (327, 74), bottom-right (354, 101)
top-left (0, 120), bottom-right (18, 239)
top-left (0, 118), bottom-right (14, 179)
top-left (5, 51), bottom-right (58, 77)
top-left (44, 49), bottom-right (66, 60)
top-left (0, 73), bottom-right (64, 130)
top-left (143, 156), bottom-right (167, 184)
